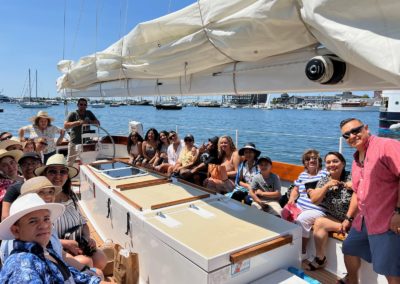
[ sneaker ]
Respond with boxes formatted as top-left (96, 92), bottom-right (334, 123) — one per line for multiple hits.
top-left (306, 256), bottom-right (327, 271)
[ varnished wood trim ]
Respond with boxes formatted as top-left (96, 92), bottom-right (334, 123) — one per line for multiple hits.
top-left (177, 178), bottom-right (217, 195)
top-left (117, 178), bottom-right (170, 190)
top-left (150, 194), bottom-right (210, 210)
top-left (113, 190), bottom-right (143, 211)
top-left (272, 161), bottom-right (304, 183)
top-left (329, 232), bottom-right (346, 241)
top-left (230, 235), bottom-right (293, 264)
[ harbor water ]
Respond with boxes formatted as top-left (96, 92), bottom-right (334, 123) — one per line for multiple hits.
top-left (0, 103), bottom-right (379, 166)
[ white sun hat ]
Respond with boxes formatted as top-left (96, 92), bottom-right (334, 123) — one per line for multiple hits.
top-left (34, 154), bottom-right (79, 179)
top-left (0, 193), bottom-right (65, 240)
top-left (20, 176), bottom-right (62, 196)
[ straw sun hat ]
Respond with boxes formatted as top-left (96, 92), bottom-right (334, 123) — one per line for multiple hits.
top-left (21, 176), bottom-right (62, 196)
top-left (0, 193), bottom-right (65, 240)
top-left (34, 154), bottom-right (79, 179)
top-left (0, 149), bottom-right (23, 161)
top-left (29, 111), bottom-right (54, 123)
top-left (0, 139), bottom-right (24, 151)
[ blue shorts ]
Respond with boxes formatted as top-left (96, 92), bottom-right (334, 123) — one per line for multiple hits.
top-left (342, 220), bottom-right (400, 276)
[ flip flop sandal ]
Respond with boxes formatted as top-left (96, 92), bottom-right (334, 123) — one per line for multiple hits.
top-left (306, 256), bottom-right (327, 271)
top-left (336, 274), bottom-right (349, 284)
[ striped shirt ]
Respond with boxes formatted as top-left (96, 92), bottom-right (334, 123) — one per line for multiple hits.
top-left (294, 170), bottom-right (328, 211)
top-left (54, 199), bottom-right (86, 239)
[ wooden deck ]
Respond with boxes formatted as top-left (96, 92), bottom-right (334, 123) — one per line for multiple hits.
top-left (303, 260), bottom-right (340, 284)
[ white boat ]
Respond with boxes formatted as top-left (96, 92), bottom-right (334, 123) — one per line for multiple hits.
top-left (89, 102), bottom-right (106, 108)
top-left (57, 1), bottom-right (399, 283)
top-left (330, 98), bottom-right (379, 112)
top-left (20, 69), bottom-right (50, 109)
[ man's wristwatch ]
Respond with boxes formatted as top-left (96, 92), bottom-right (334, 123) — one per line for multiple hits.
top-left (344, 215), bottom-right (354, 222)
top-left (395, 207), bottom-right (400, 214)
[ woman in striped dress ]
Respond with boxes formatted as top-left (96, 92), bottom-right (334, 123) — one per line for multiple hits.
top-left (35, 154), bottom-right (107, 270)
top-left (286, 149), bottom-right (328, 255)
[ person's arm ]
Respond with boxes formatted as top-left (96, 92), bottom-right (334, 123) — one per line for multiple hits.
top-left (18, 127), bottom-right (26, 141)
top-left (341, 192), bottom-right (358, 232)
top-left (249, 179), bottom-right (263, 204)
top-left (61, 239), bottom-right (83, 255)
top-left (309, 179), bottom-right (341, 204)
top-left (1, 201), bottom-right (11, 220)
top-left (56, 127), bottom-right (65, 146)
top-left (82, 223), bottom-right (96, 248)
top-left (287, 186), bottom-right (299, 205)
top-left (227, 151), bottom-right (241, 178)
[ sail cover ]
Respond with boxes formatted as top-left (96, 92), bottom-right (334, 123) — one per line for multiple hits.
top-left (57, 0), bottom-right (400, 94)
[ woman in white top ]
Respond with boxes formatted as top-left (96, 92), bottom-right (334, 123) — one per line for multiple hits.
top-left (19, 111), bottom-right (65, 163)
top-left (127, 131), bottom-right (144, 165)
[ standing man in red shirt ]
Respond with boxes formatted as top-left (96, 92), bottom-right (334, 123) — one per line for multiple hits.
top-left (339, 118), bottom-right (400, 284)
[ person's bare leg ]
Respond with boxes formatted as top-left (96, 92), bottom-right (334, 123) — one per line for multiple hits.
top-left (313, 217), bottom-right (341, 259)
top-left (343, 255), bottom-right (361, 284)
top-left (386, 276), bottom-right (400, 284)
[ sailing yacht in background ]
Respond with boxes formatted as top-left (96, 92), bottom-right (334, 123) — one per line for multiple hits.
top-left (19, 69), bottom-right (49, 108)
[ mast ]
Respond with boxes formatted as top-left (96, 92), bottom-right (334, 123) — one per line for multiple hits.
top-left (35, 69), bottom-right (38, 100)
top-left (28, 68), bottom-right (32, 102)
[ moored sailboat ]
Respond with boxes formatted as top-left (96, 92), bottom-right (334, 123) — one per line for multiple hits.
top-left (20, 69), bottom-right (50, 109)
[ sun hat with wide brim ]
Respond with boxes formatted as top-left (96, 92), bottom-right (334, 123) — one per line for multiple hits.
top-left (34, 154), bottom-right (79, 179)
top-left (0, 139), bottom-right (25, 151)
top-left (0, 149), bottom-right (23, 161)
top-left (29, 111), bottom-right (54, 123)
top-left (0, 193), bottom-right (65, 240)
top-left (21, 176), bottom-right (62, 196)
top-left (238, 142), bottom-right (261, 158)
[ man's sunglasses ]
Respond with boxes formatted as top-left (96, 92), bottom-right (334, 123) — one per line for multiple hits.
top-left (342, 125), bottom-right (364, 139)
top-left (0, 135), bottom-right (12, 141)
top-left (79, 104), bottom-right (87, 106)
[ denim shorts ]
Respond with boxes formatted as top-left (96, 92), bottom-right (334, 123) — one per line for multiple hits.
top-left (342, 219), bottom-right (400, 276)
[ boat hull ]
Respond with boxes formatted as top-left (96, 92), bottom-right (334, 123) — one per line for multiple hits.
top-left (78, 164), bottom-right (301, 283)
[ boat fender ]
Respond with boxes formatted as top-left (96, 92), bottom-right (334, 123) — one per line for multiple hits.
top-left (305, 55), bottom-right (346, 84)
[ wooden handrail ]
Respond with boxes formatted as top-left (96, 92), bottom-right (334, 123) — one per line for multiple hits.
top-left (177, 178), bottom-right (217, 195)
top-left (230, 235), bottom-right (293, 263)
top-left (117, 178), bottom-right (170, 190)
top-left (272, 161), bottom-right (304, 183)
top-left (150, 194), bottom-right (210, 210)
top-left (113, 190), bottom-right (143, 211)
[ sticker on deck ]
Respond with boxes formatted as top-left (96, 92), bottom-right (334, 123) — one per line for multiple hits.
top-left (231, 259), bottom-right (251, 277)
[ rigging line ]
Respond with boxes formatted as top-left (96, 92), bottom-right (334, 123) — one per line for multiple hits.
top-left (167, 0), bottom-right (173, 13)
top-left (72, 0), bottom-right (86, 55)
top-left (196, 0), bottom-right (236, 63)
top-left (62, 0), bottom-right (67, 59)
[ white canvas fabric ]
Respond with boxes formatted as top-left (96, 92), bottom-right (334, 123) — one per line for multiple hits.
top-left (57, 0), bottom-right (400, 93)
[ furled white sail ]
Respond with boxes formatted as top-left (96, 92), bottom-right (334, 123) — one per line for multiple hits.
top-left (57, 0), bottom-right (400, 96)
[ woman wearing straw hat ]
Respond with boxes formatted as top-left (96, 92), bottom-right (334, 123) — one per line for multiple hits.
top-left (35, 154), bottom-right (107, 271)
top-left (18, 110), bottom-right (65, 163)
top-left (0, 193), bottom-right (102, 283)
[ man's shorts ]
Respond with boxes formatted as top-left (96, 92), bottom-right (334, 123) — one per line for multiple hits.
top-left (342, 219), bottom-right (400, 276)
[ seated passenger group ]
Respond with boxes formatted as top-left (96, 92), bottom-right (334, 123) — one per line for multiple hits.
top-left (125, 128), bottom-right (355, 273)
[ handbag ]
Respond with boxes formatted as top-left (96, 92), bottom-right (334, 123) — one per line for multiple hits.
top-left (281, 203), bottom-right (302, 222)
top-left (114, 243), bottom-right (139, 284)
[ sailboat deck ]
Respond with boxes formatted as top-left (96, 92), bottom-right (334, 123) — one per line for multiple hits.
top-left (119, 182), bottom-right (210, 210)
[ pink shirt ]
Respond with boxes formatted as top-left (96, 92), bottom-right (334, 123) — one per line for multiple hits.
top-left (351, 135), bottom-right (400, 234)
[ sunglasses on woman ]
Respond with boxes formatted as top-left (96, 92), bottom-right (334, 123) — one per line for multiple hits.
top-left (342, 124), bottom-right (364, 139)
top-left (46, 169), bottom-right (69, 176)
